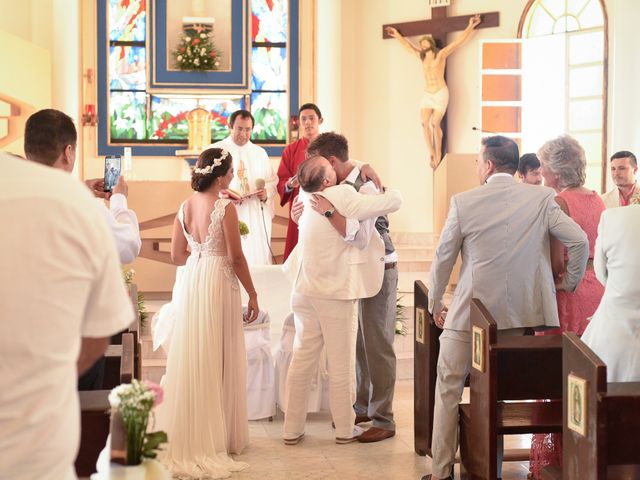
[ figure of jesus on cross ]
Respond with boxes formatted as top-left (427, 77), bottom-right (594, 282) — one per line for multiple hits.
top-left (386, 14), bottom-right (481, 169)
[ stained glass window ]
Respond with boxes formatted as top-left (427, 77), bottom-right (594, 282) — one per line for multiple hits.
top-left (250, 0), bottom-right (289, 142)
top-left (106, 0), bottom-right (292, 148)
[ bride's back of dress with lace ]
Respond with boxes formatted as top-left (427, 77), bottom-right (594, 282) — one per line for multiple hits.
top-left (156, 196), bottom-right (249, 479)
top-left (179, 198), bottom-right (230, 258)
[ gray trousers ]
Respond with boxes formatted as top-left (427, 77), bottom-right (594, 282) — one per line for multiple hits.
top-left (354, 265), bottom-right (398, 431)
top-left (431, 327), bottom-right (527, 478)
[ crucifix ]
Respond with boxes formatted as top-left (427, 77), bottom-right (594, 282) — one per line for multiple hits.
top-left (382, 1), bottom-right (499, 170)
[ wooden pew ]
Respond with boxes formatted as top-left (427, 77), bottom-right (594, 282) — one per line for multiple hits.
top-left (459, 299), bottom-right (563, 480)
top-left (110, 284), bottom-right (142, 380)
top-left (413, 283), bottom-right (524, 463)
top-left (75, 333), bottom-right (135, 477)
top-left (414, 280), bottom-right (442, 456)
top-left (541, 333), bottom-right (640, 480)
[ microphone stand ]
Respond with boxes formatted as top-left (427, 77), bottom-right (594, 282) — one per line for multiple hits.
top-left (259, 198), bottom-right (278, 265)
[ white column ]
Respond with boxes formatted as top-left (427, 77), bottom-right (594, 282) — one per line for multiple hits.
top-left (315, 0), bottom-right (342, 132)
top-left (51, 0), bottom-right (82, 178)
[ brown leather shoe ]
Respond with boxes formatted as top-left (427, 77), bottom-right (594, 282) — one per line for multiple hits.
top-left (357, 426), bottom-right (395, 443)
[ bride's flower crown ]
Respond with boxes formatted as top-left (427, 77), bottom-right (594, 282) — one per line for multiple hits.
top-left (194, 149), bottom-right (229, 175)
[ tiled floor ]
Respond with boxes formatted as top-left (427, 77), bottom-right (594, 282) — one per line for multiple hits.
top-left (227, 381), bottom-right (532, 480)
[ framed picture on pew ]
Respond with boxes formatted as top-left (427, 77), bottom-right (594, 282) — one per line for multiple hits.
top-left (471, 325), bottom-right (485, 372)
top-left (567, 373), bottom-right (587, 436)
top-left (416, 307), bottom-right (426, 344)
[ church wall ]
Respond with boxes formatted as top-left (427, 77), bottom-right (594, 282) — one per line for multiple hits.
top-left (0, 0), bottom-right (82, 177)
top-left (606, 0), bottom-right (640, 190)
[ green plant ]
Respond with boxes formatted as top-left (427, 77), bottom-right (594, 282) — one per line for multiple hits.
top-left (123, 269), bottom-right (148, 330)
top-left (395, 293), bottom-right (408, 335)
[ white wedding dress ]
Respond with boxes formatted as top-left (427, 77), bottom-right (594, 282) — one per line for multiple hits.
top-left (156, 198), bottom-right (249, 479)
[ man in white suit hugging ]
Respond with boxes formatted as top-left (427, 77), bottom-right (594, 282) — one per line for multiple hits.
top-left (425, 136), bottom-right (589, 480)
top-left (283, 155), bottom-right (402, 445)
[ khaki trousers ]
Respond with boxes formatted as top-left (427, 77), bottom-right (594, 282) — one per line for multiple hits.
top-left (283, 292), bottom-right (359, 439)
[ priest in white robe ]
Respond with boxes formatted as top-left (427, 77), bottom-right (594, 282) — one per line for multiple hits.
top-left (209, 109), bottom-right (278, 265)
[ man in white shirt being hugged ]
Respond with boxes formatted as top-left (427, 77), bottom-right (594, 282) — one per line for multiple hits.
top-left (209, 109), bottom-right (278, 265)
top-left (282, 155), bottom-right (402, 445)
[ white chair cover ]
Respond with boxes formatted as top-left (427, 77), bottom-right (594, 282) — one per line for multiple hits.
top-left (243, 308), bottom-right (276, 420)
top-left (274, 313), bottom-right (331, 413)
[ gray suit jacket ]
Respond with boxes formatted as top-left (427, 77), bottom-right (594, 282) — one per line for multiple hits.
top-left (429, 175), bottom-right (589, 331)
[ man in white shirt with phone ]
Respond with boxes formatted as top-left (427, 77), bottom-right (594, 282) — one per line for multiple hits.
top-left (2, 118), bottom-right (135, 479)
top-left (24, 109), bottom-right (141, 264)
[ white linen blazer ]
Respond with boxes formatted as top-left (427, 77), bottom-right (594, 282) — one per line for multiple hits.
top-left (582, 205), bottom-right (640, 381)
top-left (284, 184), bottom-right (402, 300)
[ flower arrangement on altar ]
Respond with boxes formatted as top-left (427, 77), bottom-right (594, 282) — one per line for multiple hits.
top-left (173, 31), bottom-right (221, 71)
top-left (109, 380), bottom-right (168, 465)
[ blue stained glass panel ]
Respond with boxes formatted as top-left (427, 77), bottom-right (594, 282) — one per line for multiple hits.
top-left (109, 46), bottom-right (146, 90)
top-left (109, 92), bottom-right (147, 140)
top-left (250, 92), bottom-right (287, 141)
top-left (251, 47), bottom-right (287, 91)
top-left (150, 97), bottom-right (245, 141)
top-left (252, 0), bottom-right (287, 43)
top-left (108, 0), bottom-right (146, 42)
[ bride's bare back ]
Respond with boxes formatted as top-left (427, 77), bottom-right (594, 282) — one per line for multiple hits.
top-left (182, 193), bottom-right (222, 244)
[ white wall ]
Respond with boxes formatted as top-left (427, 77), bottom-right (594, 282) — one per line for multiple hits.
top-left (0, 0), bottom-right (82, 176)
top-left (606, 0), bottom-right (640, 190)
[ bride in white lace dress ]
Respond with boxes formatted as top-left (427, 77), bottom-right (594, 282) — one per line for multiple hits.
top-left (156, 147), bottom-right (259, 479)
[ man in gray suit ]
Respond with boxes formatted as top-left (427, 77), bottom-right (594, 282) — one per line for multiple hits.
top-left (424, 136), bottom-right (589, 480)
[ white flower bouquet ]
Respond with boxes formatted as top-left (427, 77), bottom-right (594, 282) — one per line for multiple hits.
top-left (108, 380), bottom-right (167, 466)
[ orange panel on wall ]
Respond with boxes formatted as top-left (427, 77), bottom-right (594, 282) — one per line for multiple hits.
top-left (482, 106), bottom-right (521, 133)
top-left (482, 42), bottom-right (521, 70)
top-left (482, 75), bottom-right (521, 101)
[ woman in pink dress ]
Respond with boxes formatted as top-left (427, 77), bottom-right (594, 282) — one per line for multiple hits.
top-left (528, 135), bottom-right (606, 479)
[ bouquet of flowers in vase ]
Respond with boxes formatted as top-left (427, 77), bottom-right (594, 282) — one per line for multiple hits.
top-left (108, 380), bottom-right (167, 465)
top-left (173, 31), bottom-right (221, 71)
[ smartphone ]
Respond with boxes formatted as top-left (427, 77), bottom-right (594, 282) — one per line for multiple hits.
top-left (103, 155), bottom-right (122, 192)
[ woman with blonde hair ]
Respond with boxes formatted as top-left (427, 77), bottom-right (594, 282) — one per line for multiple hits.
top-left (528, 135), bottom-right (606, 478)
